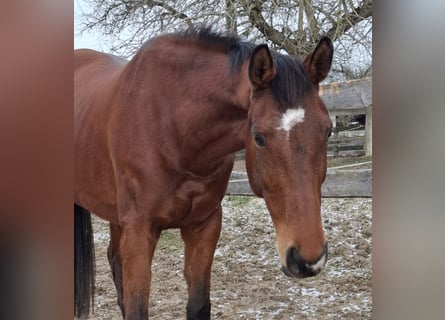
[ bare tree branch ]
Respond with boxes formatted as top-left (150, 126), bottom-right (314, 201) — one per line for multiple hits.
top-left (143, 0), bottom-right (193, 27)
top-left (243, 1), bottom-right (304, 55)
top-left (326, 0), bottom-right (372, 40)
top-left (77, 0), bottom-right (372, 81)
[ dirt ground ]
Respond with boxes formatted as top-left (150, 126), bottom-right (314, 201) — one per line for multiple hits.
top-left (88, 196), bottom-right (372, 319)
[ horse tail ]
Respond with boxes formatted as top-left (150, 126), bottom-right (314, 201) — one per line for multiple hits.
top-left (74, 204), bottom-right (95, 319)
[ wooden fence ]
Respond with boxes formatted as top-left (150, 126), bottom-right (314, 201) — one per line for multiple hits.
top-left (227, 162), bottom-right (371, 198)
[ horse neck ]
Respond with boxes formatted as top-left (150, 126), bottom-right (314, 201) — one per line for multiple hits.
top-left (121, 45), bottom-right (251, 175)
top-left (174, 65), bottom-right (251, 174)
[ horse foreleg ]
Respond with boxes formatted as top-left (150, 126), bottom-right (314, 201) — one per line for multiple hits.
top-left (107, 223), bottom-right (125, 317)
top-left (120, 223), bottom-right (158, 320)
top-left (180, 205), bottom-right (222, 320)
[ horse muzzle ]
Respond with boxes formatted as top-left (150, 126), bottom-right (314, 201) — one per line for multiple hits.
top-left (281, 242), bottom-right (328, 278)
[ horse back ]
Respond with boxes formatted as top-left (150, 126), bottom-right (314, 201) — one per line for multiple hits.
top-left (74, 49), bottom-right (125, 71)
top-left (74, 49), bottom-right (125, 223)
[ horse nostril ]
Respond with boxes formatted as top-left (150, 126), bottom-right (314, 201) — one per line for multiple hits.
top-left (284, 245), bottom-right (327, 278)
top-left (285, 247), bottom-right (304, 277)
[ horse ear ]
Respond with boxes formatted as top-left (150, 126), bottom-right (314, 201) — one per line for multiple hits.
top-left (249, 44), bottom-right (276, 90)
top-left (303, 36), bottom-right (333, 85)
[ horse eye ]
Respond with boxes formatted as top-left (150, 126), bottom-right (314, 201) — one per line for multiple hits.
top-left (254, 133), bottom-right (266, 148)
top-left (326, 129), bottom-right (332, 140)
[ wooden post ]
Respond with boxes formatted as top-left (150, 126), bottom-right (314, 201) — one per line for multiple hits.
top-left (364, 106), bottom-right (372, 156)
top-left (333, 124), bottom-right (340, 157)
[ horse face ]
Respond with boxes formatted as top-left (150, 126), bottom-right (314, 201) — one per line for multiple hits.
top-left (245, 38), bottom-right (333, 278)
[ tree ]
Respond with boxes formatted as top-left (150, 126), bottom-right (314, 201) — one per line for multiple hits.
top-left (76, 0), bottom-right (372, 81)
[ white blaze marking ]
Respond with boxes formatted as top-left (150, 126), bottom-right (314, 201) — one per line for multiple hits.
top-left (277, 108), bottom-right (305, 133)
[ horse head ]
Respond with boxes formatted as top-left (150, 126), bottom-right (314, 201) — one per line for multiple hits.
top-left (244, 37), bottom-right (333, 278)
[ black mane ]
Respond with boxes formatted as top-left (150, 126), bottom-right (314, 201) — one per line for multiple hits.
top-left (174, 26), bottom-right (313, 110)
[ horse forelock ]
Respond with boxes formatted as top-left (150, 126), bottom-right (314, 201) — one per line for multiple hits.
top-left (269, 54), bottom-right (312, 111)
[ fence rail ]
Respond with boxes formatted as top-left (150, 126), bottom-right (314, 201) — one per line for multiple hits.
top-left (227, 166), bottom-right (372, 198)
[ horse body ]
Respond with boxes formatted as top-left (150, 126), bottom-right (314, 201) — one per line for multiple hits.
top-left (75, 39), bottom-right (248, 227)
top-left (74, 28), bottom-right (333, 320)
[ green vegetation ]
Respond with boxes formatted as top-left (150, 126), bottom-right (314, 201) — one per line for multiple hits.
top-left (157, 229), bottom-right (182, 252)
top-left (225, 195), bottom-right (252, 207)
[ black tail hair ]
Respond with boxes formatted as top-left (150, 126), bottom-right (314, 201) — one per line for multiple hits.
top-left (74, 204), bottom-right (95, 318)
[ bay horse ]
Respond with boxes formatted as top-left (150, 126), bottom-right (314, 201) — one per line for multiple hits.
top-left (74, 27), bottom-right (333, 320)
